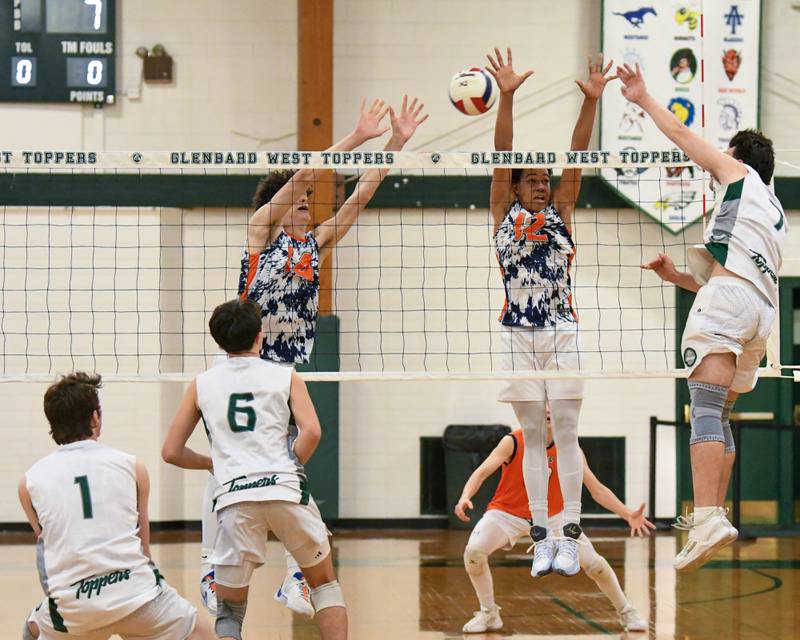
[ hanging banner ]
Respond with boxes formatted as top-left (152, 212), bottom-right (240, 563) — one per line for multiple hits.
top-left (601, 0), bottom-right (761, 233)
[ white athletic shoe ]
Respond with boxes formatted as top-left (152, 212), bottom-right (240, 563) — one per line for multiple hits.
top-left (552, 536), bottom-right (581, 576)
top-left (618, 604), bottom-right (648, 632)
top-left (200, 569), bottom-right (218, 616)
top-left (462, 605), bottom-right (503, 633)
top-left (530, 538), bottom-right (557, 577)
top-left (274, 570), bottom-right (315, 617)
top-left (673, 507), bottom-right (737, 571)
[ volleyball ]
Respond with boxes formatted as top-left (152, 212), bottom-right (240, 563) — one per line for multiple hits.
top-left (448, 67), bottom-right (496, 115)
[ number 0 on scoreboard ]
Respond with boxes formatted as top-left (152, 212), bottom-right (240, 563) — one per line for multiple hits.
top-left (0, 0), bottom-right (116, 103)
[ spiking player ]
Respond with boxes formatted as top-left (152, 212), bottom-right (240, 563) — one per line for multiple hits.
top-left (455, 410), bottom-right (651, 633)
top-left (618, 62), bottom-right (788, 570)
top-left (196, 96), bottom-right (429, 616)
top-left (163, 299), bottom-right (345, 640)
top-left (486, 48), bottom-right (616, 578)
top-left (19, 373), bottom-right (215, 640)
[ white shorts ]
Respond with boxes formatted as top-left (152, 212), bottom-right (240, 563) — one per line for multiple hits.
top-left (681, 277), bottom-right (775, 393)
top-left (212, 499), bottom-right (331, 588)
top-left (30, 584), bottom-right (196, 640)
top-left (498, 324), bottom-right (585, 402)
top-left (467, 509), bottom-right (596, 562)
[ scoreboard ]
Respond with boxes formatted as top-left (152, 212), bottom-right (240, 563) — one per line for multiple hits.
top-left (0, 0), bottom-right (115, 104)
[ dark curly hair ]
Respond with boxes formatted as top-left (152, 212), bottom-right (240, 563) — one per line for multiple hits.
top-left (729, 129), bottom-right (774, 185)
top-left (251, 170), bottom-right (297, 210)
top-left (43, 372), bottom-right (102, 445)
top-left (511, 167), bottom-right (553, 183)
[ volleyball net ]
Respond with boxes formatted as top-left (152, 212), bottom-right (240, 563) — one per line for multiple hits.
top-left (0, 150), bottom-right (791, 381)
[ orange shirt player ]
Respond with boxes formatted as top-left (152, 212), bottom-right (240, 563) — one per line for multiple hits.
top-left (454, 412), bottom-right (653, 634)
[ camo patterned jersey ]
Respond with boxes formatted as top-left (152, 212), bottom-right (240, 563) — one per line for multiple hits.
top-left (238, 230), bottom-right (320, 363)
top-left (495, 201), bottom-right (577, 327)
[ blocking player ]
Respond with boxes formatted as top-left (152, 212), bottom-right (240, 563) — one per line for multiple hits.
top-left (455, 411), bottom-right (651, 634)
top-left (163, 298), bottom-right (346, 640)
top-left (19, 373), bottom-right (216, 640)
top-left (486, 48), bottom-right (617, 577)
top-left (618, 62), bottom-right (788, 570)
top-left (194, 95), bottom-right (430, 616)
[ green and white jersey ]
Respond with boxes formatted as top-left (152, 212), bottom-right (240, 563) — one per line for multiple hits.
top-left (196, 356), bottom-right (308, 512)
top-left (689, 164), bottom-right (787, 307)
top-left (25, 440), bottom-right (161, 635)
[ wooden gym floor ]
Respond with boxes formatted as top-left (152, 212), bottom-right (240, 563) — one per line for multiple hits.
top-left (1, 528), bottom-right (798, 639)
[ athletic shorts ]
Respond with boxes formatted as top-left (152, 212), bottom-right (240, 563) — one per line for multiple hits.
top-left (29, 584), bottom-right (196, 640)
top-left (212, 499), bottom-right (330, 588)
top-left (469, 509), bottom-right (591, 552)
top-left (681, 277), bottom-right (775, 393)
top-left (498, 324), bottom-right (585, 402)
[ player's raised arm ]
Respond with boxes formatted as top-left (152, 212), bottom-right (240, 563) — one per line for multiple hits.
top-left (581, 453), bottom-right (656, 537)
top-left (454, 435), bottom-right (515, 522)
top-left (485, 47), bottom-right (533, 230)
top-left (616, 63), bottom-right (747, 186)
top-left (314, 95), bottom-right (428, 257)
top-left (247, 99), bottom-right (391, 253)
top-left (161, 380), bottom-right (214, 471)
top-left (553, 54), bottom-right (616, 228)
top-left (288, 371), bottom-right (322, 464)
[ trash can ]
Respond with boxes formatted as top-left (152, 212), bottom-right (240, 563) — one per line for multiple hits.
top-left (443, 424), bottom-right (511, 529)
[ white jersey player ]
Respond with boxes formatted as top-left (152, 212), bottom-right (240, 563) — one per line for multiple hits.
top-left (618, 62), bottom-right (788, 570)
top-left (162, 298), bottom-right (347, 640)
top-left (19, 372), bottom-right (215, 640)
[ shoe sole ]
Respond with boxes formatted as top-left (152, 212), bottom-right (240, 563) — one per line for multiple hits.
top-left (674, 528), bottom-right (738, 571)
top-left (531, 567), bottom-right (552, 578)
top-left (553, 567), bottom-right (580, 577)
top-left (463, 623), bottom-right (503, 634)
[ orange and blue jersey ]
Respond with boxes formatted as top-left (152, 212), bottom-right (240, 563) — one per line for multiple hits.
top-left (486, 430), bottom-right (564, 519)
top-left (238, 230), bottom-right (320, 364)
top-left (495, 201), bottom-right (577, 327)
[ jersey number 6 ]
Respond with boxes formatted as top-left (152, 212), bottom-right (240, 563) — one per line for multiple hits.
top-left (227, 393), bottom-right (257, 432)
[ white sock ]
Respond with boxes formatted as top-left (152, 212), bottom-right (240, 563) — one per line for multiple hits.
top-left (285, 550), bottom-right (301, 578)
top-left (550, 399), bottom-right (583, 526)
top-left (585, 556), bottom-right (628, 612)
top-left (694, 505), bottom-right (717, 521)
top-left (512, 401), bottom-right (548, 528)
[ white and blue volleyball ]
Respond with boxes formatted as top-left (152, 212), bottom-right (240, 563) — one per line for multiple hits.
top-left (448, 68), bottom-right (497, 115)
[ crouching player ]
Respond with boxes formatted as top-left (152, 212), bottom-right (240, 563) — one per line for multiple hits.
top-left (454, 412), bottom-right (651, 634)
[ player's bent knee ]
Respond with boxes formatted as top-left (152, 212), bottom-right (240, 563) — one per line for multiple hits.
top-left (310, 580), bottom-right (346, 612)
top-left (463, 546), bottom-right (489, 575)
top-left (688, 381), bottom-right (728, 445)
top-left (583, 554), bottom-right (610, 579)
top-left (215, 600), bottom-right (248, 640)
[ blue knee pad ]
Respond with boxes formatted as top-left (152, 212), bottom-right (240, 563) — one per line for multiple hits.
top-left (688, 382), bottom-right (728, 445)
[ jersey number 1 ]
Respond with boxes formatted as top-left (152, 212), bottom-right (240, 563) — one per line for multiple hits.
top-left (227, 393), bottom-right (256, 432)
top-left (74, 476), bottom-right (94, 519)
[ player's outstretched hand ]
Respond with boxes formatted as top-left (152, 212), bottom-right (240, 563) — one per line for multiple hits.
top-left (627, 502), bottom-right (657, 537)
top-left (616, 63), bottom-right (648, 104)
top-left (353, 98), bottom-right (391, 143)
top-left (575, 53), bottom-right (617, 99)
top-left (485, 47), bottom-right (534, 95)
top-left (641, 252), bottom-right (679, 283)
top-left (389, 95), bottom-right (429, 146)
top-left (455, 497), bottom-right (473, 522)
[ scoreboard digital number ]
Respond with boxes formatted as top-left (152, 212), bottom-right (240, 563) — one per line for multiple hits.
top-left (0, 0), bottom-right (115, 104)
